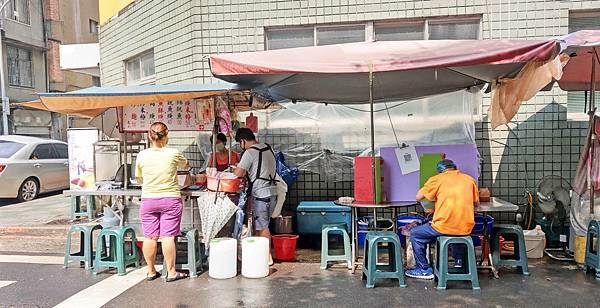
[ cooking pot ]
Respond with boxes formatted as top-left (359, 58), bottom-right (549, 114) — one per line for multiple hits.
top-left (273, 216), bottom-right (293, 234)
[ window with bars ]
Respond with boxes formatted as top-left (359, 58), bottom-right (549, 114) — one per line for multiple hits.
top-left (7, 45), bottom-right (33, 88)
top-left (265, 17), bottom-right (481, 50)
top-left (4, 0), bottom-right (30, 25)
top-left (125, 51), bottom-right (155, 85)
top-left (568, 10), bottom-right (600, 117)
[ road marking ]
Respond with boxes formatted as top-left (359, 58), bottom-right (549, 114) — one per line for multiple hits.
top-left (0, 280), bottom-right (16, 289)
top-left (0, 255), bottom-right (63, 265)
top-left (54, 266), bottom-right (161, 308)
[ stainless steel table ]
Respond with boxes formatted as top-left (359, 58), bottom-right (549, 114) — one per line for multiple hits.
top-left (64, 189), bottom-right (208, 224)
top-left (334, 200), bottom-right (418, 273)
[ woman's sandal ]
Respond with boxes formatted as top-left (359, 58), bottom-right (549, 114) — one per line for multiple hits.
top-left (146, 272), bottom-right (161, 281)
top-left (165, 272), bottom-right (189, 282)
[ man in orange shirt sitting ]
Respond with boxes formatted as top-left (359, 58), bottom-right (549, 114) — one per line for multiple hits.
top-left (406, 159), bottom-right (479, 280)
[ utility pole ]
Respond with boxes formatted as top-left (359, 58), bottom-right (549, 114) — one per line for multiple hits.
top-left (0, 0), bottom-right (10, 135)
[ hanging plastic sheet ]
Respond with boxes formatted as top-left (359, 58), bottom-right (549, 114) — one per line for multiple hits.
top-left (253, 89), bottom-right (479, 181)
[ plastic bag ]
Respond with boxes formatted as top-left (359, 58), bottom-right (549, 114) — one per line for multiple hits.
top-left (275, 151), bottom-right (300, 188)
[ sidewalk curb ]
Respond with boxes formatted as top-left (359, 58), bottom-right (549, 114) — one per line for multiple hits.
top-left (0, 225), bottom-right (70, 235)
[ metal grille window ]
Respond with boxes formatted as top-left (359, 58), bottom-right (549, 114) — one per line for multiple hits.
top-left (266, 28), bottom-right (314, 50)
top-left (374, 18), bottom-right (480, 41)
top-left (428, 20), bottom-right (480, 40)
top-left (7, 45), bottom-right (33, 88)
top-left (5, 0), bottom-right (30, 24)
top-left (374, 22), bottom-right (425, 41)
top-left (316, 25), bottom-right (365, 46)
top-left (125, 50), bottom-right (155, 85)
top-left (568, 11), bottom-right (600, 116)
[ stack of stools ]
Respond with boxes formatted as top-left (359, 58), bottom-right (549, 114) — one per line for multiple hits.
top-left (491, 224), bottom-right (530, 276)
top-left (584, 220), bottom-right (600, 280)
top-left (434, 236), bottom-right (480, 290)
top-left (162, 228), bottom-right (206, 278)
top-left (93, 226), bottom-right (140, 276)
top-left (64, 223), bottom-right (104, 270)
top-left (362, 231), bottom-right (406, 288)
top-left (320, 223), bottom-right (352, 270)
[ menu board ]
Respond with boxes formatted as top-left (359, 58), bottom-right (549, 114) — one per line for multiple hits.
top-left (122, 99), bottom-right (214, 132)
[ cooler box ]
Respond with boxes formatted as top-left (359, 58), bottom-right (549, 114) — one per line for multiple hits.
top-left (296, 202), bottom-right (351, 234)
top-left (354, 156), bottom-right (384, 203)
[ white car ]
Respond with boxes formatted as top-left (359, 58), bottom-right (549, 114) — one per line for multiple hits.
top-left (0, 135), bottom-right (69, 201)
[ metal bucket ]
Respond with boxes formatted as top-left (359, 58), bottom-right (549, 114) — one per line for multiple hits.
top-left (273, 216), bottom-right (293, 234)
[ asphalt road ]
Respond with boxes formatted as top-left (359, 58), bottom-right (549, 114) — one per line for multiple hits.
top-left (0, 191), bottom-right (63, 207)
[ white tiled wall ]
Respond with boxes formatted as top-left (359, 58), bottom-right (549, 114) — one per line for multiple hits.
top-left (100, 0), bottom-right (600, 204)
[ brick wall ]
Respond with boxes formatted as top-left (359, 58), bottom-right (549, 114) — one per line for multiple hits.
top-left (44, 0), bottom-right (60, 21)
top-left (46, 40), bottom-right (64, 84)
top-left (100, 0), bottom-right (600, 212)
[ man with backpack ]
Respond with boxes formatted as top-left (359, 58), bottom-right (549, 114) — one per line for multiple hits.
top-left (233, 128), bottom-right (278, 265)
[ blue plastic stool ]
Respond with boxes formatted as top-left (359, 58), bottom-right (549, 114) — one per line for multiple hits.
top-left (584, 220), bottom-right (600, 280)
top-left (93, 226), bottom-right (140, 276)
top-left (434, 236), bottom-right (480, 290)
top-left (64, 223), bottom-right (104, 270)
top-left (320, 223), bottom-right (352, 270)
top-left (491, 224), bottom-right (530, 276)
top-left (361, 231), bottom-right (406, 288)
top-left (161, 228), bottom-right (206, 278)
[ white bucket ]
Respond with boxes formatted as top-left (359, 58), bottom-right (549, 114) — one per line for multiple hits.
top-left (241, 237), bottom-right (270, 278)
top-left (209, 238), bottom-right (237, 279)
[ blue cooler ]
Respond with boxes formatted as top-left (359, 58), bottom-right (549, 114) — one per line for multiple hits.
top-left (296, 202), bottom-right (351, 234)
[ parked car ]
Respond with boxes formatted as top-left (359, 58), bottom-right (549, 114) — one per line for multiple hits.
top-left (0, 135), bottom-right (69, 202)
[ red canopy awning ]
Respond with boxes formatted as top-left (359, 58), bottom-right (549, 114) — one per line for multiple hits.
top-left (557, 30), bottom-right (600, 91)
top-left (210, 39), bottom-right (558, 103)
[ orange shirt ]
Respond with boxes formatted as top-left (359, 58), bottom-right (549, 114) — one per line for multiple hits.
top-left (208, 150), bottom-right (240, 171)
top-left (418, 170), bottom-right (479, 235)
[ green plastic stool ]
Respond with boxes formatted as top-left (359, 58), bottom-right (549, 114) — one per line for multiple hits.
top-left (434, 236), bottom-right (480, 290)
top-left (584, 220), bottom-right (600, 280)
top-left (361, 231), bottom-right (406, 288)
top-left (491, 224), bottom-right (530, 276)
top-left (320, 223), bottom-right (352, 270)
top-left (93, 226), bottom-right (140, 276)
top-left (161, 229), bottom-right (206, 278)
top-left (64, 223), bottom-right (104, 270)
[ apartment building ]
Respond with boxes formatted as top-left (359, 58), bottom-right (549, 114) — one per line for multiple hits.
top-left (0, 0), bottom-right (99, 139)
top-left (99, 0), bottom-right (600, 204)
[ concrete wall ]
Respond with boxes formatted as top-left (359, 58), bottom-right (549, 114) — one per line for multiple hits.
top-left (46, 0), bottom-right (99, 92)
top-left (2, 0), bottom-right (46, 48)
top-left (99, 0), bottom-right (600, 204)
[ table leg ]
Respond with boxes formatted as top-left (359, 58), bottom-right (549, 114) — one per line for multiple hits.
top-left (351, 207), bottom-right (357, 273)
top-left (393, 208), bottom-right (398, 233)
top-left (373, 208), bottom-right (377, 229)
top-left (86, 196), bottom-right (95, 220)
top-left (70, 196), bottom-right (79, 220)
top-left (479, 211), bottom-right (499, 279)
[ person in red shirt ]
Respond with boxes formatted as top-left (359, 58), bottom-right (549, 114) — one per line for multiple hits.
top-left (207, 133), bottom-right (240, 171)
top-left (406, 159), bottom-right (479, 280)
